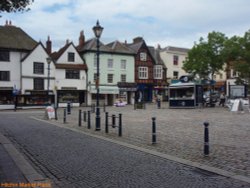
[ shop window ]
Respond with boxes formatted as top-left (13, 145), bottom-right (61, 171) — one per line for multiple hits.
top-left (0, 50), bottom-right (10, 61)
top-left (58, 90), bottom-right (79, 103)
top-left (33, 62), bottom-right (44, 74)
top-left (0, 71), bottom-right (10, 81)
top-left (66, 70), bottom-right (80, 79)
top-left (34, 78), bottom-right (44, 90)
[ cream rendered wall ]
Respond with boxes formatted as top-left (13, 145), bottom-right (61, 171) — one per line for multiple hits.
top-left (160, 49), bottom-right (188, 80)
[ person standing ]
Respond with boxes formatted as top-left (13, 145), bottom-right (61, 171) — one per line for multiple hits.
top-left (219, 92), bottom-right (226, 107)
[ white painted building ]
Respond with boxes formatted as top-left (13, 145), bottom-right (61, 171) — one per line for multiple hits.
top-left (51, 41), bottom-right (88, 107)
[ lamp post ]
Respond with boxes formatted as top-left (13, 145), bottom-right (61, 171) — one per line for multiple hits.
top-left (93, 20), bottom-right (103, 131)
top-left (46, 57), bottom-right (52, 104)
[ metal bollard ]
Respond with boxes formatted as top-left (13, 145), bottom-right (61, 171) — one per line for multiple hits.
top-left (152, 117), bottom-right (156, 144)
top-left (204, 122), bottom-right (209, 156)
top-left (118, 114), bottom-right (122, 137)
top-left (78, 109), bottom-right (82, 127)
top-left (112, 115), bottom-right (116, 128)
top-left (83, 111), bottom-right (87, 122)
top-left (55, 107), bottom-right (58, 120)
top-left (87, 111), bottom-right (91, 129)
top-left (105, 112), bottom-right (109, 133)
top-left (63, 108), bottom-right (66, 123)
top-left (67, 102), bottom-right (71, 115)
top-left (157, 100), bottom-right (161, 109)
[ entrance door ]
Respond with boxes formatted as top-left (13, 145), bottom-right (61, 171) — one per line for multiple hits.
top-left (107, 94), bottom-right (113, 106)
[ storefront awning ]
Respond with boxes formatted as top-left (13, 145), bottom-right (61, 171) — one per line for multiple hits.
top-left (90, 86), bottom-right (119, 94)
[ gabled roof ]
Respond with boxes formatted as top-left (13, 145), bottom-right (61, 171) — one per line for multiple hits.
top-left (127, 40), bottom-right (144, 53)
top-left (51, 42), bottom-right (72, 61)
top-left (21, 42), bottom-right (49, 62)
top-left (106, 40), bottom-right (135, 55)
top-left (77, 38), bottom-right (111, 53)
top-left (0, 25), bottom-right (37, 51)
top-left (148, 47), bottom-right (166, 68)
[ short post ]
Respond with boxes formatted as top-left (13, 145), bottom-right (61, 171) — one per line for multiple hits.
top-left (63, 108), bottom-right (66, 123)
top-left (67, 102), bottom-right (71, 115)
top-left (54, 107), bottom-right (58, 120)
top-left (118, 113), bottom-right (122, 137)
top-left (105, 112), bottom-right (109, 133)
top-left (112, 114), bottom-right (116, 128)
top-left (78, 109), bottom-right (82, 127)
top-left (87, 110), bottom-right (91, 129)
top-left (157, 99), bottom-right (161, 109)
top-left (83, 111), bottom-right (87, 122)
top-left (152, 117), bottom-right (156, 144)
top-left (204, 121), bottom-right (209, 156)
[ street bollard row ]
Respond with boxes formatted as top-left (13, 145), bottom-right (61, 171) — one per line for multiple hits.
top-left (105, 112), bottom-right (122, 137)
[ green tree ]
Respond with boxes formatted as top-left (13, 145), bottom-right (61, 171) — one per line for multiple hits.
top-left (183, 31), bottom-right (227, 80)
top-left (0, 0), bottom-right (33, 13)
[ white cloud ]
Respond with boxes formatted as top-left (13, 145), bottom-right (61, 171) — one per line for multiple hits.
top-left (1, 0), bottom-right (250, 49)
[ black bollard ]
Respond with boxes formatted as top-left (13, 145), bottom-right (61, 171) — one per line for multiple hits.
top-left (157, 99), bottom-right (161, 109)
top-left (105, 112), bottom-right (109, 133)
top-left (54, 107), bottom-right (58, 120)
top-left (118, 114), bottom-right (122, 137)
top-left (67, 102), bottom-right (71, 115)
top-left (78, 109), bottom-right (82, 127)
top-left (63, 108), bottom-right (66, 123)
top-left (112, 115), bottom-right (116, 128)
top-left (83, 111), bottom-right (87, 122)
top-left (152, 117), bottom-right (156, 144)
top-left (87, 110), bottom-right (91, 129)
top-left (204, 122), bottom-right (209, 156)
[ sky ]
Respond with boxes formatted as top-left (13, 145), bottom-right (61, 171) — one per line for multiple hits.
top-left (1, 0), bottom-right (250, 51)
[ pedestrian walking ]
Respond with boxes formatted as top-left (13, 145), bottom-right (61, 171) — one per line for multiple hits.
top-left (219, 92), bottom-right (225, 107)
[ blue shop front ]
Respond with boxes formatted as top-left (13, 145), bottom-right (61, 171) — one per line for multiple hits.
top-left (135, 84), bottom-right (153, 103)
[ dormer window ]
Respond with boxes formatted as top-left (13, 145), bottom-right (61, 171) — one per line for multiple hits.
top-left (140, 52), bottom-right (147, 61)
top-left (68, 52), bottom-right (75, 62)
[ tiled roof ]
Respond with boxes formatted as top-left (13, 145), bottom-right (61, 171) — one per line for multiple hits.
top-left (0, 25), bottom-right (37, 51)
top-left (51, 42), bottom-right (71, 60)
top-left (148, 47), bottom-right (166, 68)
top-left (106, 40), bottom-right (135, 55)
top-left (77, 38), bottom-right (111, 53)
top-left (127, 41), bottom-right (144, 53)
top-left (163, 46), bottom-right (190, 53)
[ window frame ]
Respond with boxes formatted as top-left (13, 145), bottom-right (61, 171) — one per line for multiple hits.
top-left (173, 55), bottom-right (179, 66)
top-left (120, 60), bottom-right (126, 69)
top-left (0, 71), bottom-right (10, 81)
top-left (138, 66), bottom-right (148, 79)
top-left (33, 78), bottom-right (44, 90)
top-left (107, 74), bottom-right (113, 83)
top-left (107, 59), bottom-right (113, 69)
top-left (65, 69), bottom-right (80, 79)
top-left (120, 74), bottom-right (126, 82)
top-left (33, 62), bottom-right (44, 74)
top-left (68, 52), bottom-right (75, 62)
top-left (0, 50), bottom-right (10, 62)
top-left (140, 52), bottom-right (147, 61)
top-left (154, 65), bottom-right (163, 79)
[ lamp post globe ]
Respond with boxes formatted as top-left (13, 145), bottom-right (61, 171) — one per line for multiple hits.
top-left (93, 20), bottom-right (103, 131)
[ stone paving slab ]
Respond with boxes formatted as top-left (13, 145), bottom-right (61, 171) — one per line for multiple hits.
top-left (36, 102), bottom-right (250, 178)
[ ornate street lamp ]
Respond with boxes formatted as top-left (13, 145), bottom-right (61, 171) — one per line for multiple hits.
top-left (46, 57), bottom-right (52, 104)
top-left (93, 20), bottom-right (103, 131)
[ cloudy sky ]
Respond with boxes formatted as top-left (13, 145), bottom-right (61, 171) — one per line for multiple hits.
top-left (1, 0), bottom-right (250, 50)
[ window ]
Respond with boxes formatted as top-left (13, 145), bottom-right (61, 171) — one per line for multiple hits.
top-left (173, 71), bottom-right (179, 79)
top-left (107, 59), bottom-right (113, 68)
top-left (33, 62), bottom-right (44, 74)
top-left (231, 69), bottom-right (239, 78)
top-left (121, 60), bottom-right (126, 69)
top-left (34, 78), bottom-right (44, 90)
top-left (0, 50), bottom-right (10, 61)
top-left (140, 52), bottom-right (147, 61)
top-left (121, 74), bottom-right (126, 82)
top-left (66, 70), bottom-right (80, 79)
top-left (68, 52), bottom-right (75, 62)
top-left (93, 73), bottom-right (97, 82)
top-left (138, 67), bottom-right (148, 79)
top-left (173, 55), bottom-right (179, 65)
top-left (0, 71), bottom-right (10, 81)
top-left (154, 65), bottom-right (162, 79)
top-left (107, 74), bottom-right (113, 83)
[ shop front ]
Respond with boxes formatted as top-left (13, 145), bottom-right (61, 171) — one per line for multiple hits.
top-left (169, 82), bottom-right (203, 108)
top-left (136, 84), bottom-right (153, 103)
top-left (0, 87), bottom-right (15, 110)
top-left (117, 82), bottom-right (137, 105)
top-left (57, 88), bottom-right (85, 107)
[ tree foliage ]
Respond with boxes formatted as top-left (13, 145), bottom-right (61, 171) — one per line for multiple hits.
top-left (0, 0), bottom-right (33, 13)
top-left (183, 31), bottom-right (227, 80)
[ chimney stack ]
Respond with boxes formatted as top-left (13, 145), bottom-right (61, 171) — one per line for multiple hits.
top-left (78, 30), bottom-right (85, 47)
top-left (133, 37), bottom-right (143, 43)
top-left (46, 36), bottom-right (52, 55)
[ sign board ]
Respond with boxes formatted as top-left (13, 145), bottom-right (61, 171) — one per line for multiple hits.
top-left (46, 106), bottom-right (55, 120)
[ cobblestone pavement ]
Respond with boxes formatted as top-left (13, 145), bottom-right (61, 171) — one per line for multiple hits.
top-left (0, 112), bottom-right (249, 187)
top-left (39, 102), bottom-right (250, 178)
